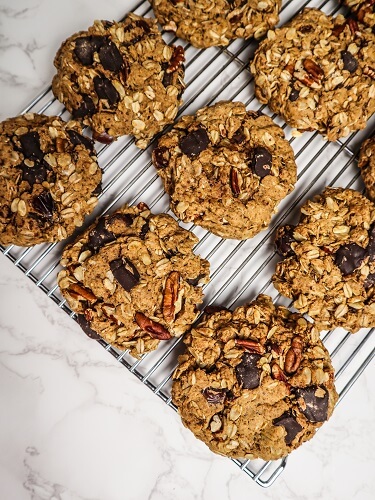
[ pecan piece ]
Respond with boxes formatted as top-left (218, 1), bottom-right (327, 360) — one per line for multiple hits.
top-left (135, 312), bottom-right (172, 340)
top-left (55, 137), bottom-right (68, 152)
top-left (347, 18), bottom-right (359, 36)
top-left (284, 336), bottom-right (303, 374)
top-left (163, 271), bottom-right (180, 323)
top-left (166, 45), bottom-right (185, 73)
top-left (137, 202), bottom-right (149, 211)
top-left (235, 338), bottom-right (265, 355)
top-left (230, 168), bottom-right (240, 196)
top-left (358, 1), bottom-right (375, 23)
top-left (93, 130), bottom-right (114, 144)
top-left (303, 59), bottom-right (324, 83)
top-left (68, 283), bottom-right (97, 303)
top-left (271, 362), bottom-right (288, 382)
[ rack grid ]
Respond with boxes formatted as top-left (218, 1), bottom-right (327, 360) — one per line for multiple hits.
top-left (1, 0), bottom-right (374, 488)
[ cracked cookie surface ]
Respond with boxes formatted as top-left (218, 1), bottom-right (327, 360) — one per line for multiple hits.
top-left (52, 13), bottom-right (185, 148)
top-left (273, 187), bottom-right (375, 333)
top-left (343, 0), bottom-right (375, 29)
top-left (172, 294), bottom-right (338, 460)
top-left (251, 8), bottom-right (375, 141)
top-left (0, 113), bottom-right (101, 247)
top-left (152, 101), bottom-right (296, 240)
top-left (58, 203), bottom-right (210, 358)
top-left (358, 135), bottom-right (375, 201)
top-left (150, 0), bottom-right (281, 48)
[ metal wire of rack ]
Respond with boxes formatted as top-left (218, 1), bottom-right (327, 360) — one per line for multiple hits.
top-left (1, 0), bottom-right (374, 488)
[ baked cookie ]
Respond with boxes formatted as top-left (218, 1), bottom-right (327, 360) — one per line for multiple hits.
top-left (58, 203), bottom-right (210, 358)
top-left (273, 187), bottom-right (375, 333)
top-left (172, 294), bottom-right (338, 460)
top-left (52, 14), bottom-right (185, 148)
top-left (152, 101), bottom-right (296, 239)
top-left (0, 113), bottom-right (101, 247)
top-left (358, 134), bottom-right (375, 201)
top-left (251, 8), bottom-right (375, 141)
top-left (150, 0), bottom-right (281, 48)
top-left (343, 0), bottom-right (375, 29)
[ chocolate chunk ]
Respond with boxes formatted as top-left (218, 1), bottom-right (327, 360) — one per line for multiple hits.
top-left (341, 51), bottom-right (358, 73)
top-left (76, 314), bottom-right (101, 339)
top-left (275, 225), bottom-right (296, 258)
top-left (99, 41), bottom-right (123, 72)
top-left (19, 132), bottom-right (43, 160)
top-left (273, 411), bottom-right (302, 444)
top-left (299, 24), bottom-right (313, 33)
top-left (92, 181), bottom-right (102, 197)
top-left (87, 216), bottom-right (116, 252)
top-left (110, 258), bottom-right (140, 291)
top-left (93, 76), bottom-right (119, 105)
top-left (186, 274), bottom-right (206, 286)
top-left (251, 147), bottom-right (272, 178)
top-left (152, 146), bottom-right (169, 169)
top-left (74, 35), bottom-right (104, 65)
top-left (367, 223), bottom-right (375, 262)
top-left (92, 131), bottom-right (114, 144)
top-left (20, 163), bottom-right (48, 186)
top-left (294, 386), bottom-right (328, 422)
top-left (73, 95), bottom-right (96, 118)
top-left (235, 352), bottom-right (261, 390)
top-left (204, 305), bottom-right (229, 315)
top-left (136, 19), bottom-right (150, 33)
top-left (180, 127), bottom-right (210, 159)
top-left (107, 212), bottom-right (133, 228)
top-left (335, 243), bottom-right (366, 275)
top-left (140, 221), bottom-right (150, 239)
top-left (231, 128), bottom-right (246, 144)
top-left (32, 191), bottom-right (54, 219)
top-left (162, 70), bottom-right (173, 87)
top-left (67, 129), bottom-right (94, 152)
top-left (202, 388), bottom-right (226, 405)
top-left (289, 86), bottom-right (300, 102)
top-left (364, 272), bottom-right (375, 289)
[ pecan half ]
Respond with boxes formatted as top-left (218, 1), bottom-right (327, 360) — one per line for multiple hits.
top-left (271, 362), bottom-right (288, 383)
top-left (347, 18), bottom-right (359, 36)
top-left (358, 1), bottom-right (375, 23)
top-left (235, 338), bottom-right (265, 355)
top-left (284, 336), bottom-right (303, 374)
top-left (68, 283), bottom-right (97, 303)
top-left (163, 271), bottom-right (180, 323)
top-left (303, 59), bottom-right (324, 83)
top-left (167, 46), bottom-right (185, 73)
top-left (135, 312), bottom-right (172, 340)
top-left (230, 168), bottom-right (240, 196)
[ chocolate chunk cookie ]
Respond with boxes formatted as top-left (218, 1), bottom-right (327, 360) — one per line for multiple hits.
top-left (152, 101), bottom-right (296, 240)
top-left (358, 135), bottom-right (375, 201)
top-left (0, 113), bottom-right (101, 247)
top-left (150, 0), bottom-right (281, 48)
top-left (58, 203), bottom-right (210, 358)
top-left (343, 0), bottom-right (375, 29)
top-left (52, 14), bottom-right (185, 148)
top-left (273, 187), bottom-right (375, 333)
top-left (172, 294), bottom-right (338, 460)
top-left (251, 8), bottom-right (375, 141)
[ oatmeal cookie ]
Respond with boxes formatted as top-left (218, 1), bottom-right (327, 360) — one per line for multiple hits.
top-left (273, 187), bottom-right (375, 332)
top-left (52, 14), bottom-right (185, 148)
top-left (172, 294), bottom-right (338, 460)
top-left (251, 8), bottom-right (375, 141)
top-left (150, 0), bottom-right (281, 48)
top-left (58, 203), bottom-right (210, 358)
top-left (152, 101), bottom-right (296, 239)
top-left (358, 134), bottom-right (375, 201)
top-left (343, 0), bottom-right (375, 29)
top-left (0, 113), bottom-right (101, 247)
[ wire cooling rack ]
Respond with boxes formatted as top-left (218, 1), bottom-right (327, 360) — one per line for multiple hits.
top-left (1, 0), bottom-right (375, 488)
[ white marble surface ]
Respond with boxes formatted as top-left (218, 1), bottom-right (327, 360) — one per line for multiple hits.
top-left (0, 1), bottom-right (374, 499)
